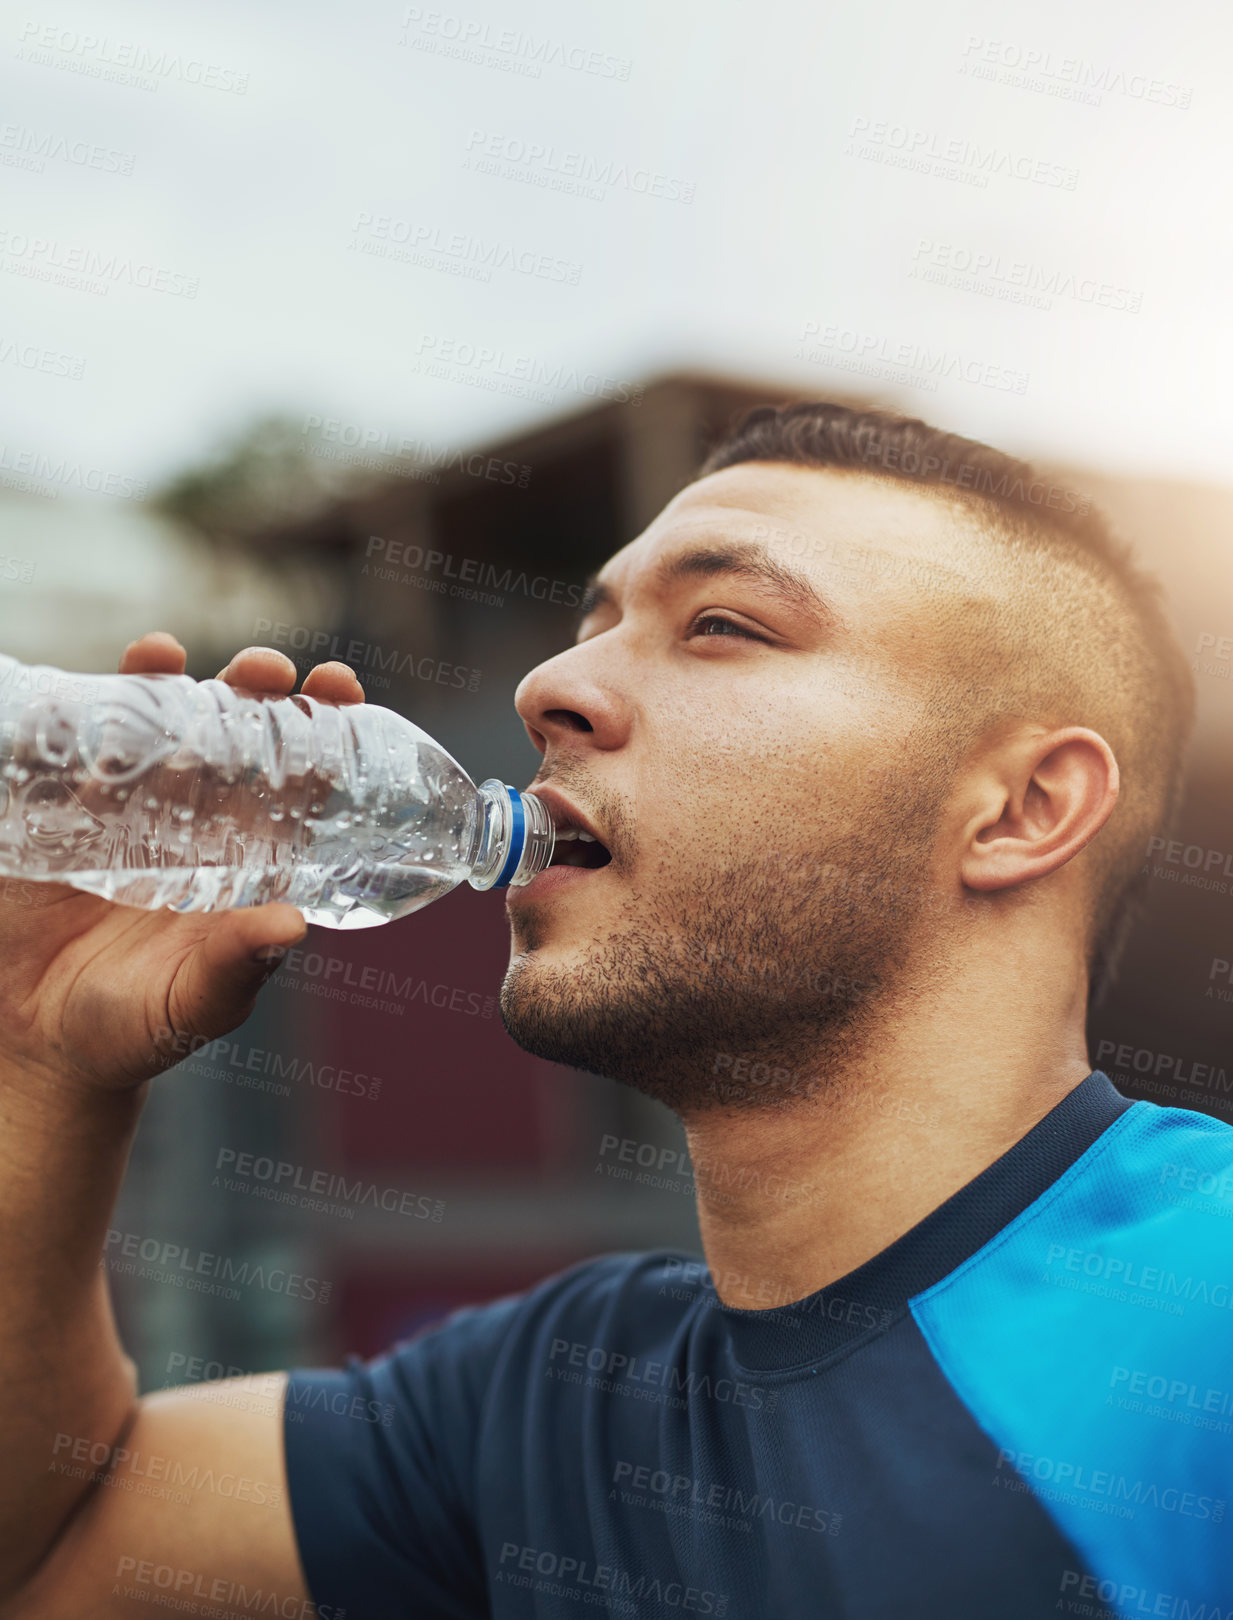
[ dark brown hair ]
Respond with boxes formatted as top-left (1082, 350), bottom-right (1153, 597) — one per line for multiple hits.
top-left (700, 401), bottom-right (1196, 1008)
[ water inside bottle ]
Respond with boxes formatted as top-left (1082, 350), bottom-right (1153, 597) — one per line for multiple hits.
top-left (60, 861), bottom-right (463, 929)
top-left (0, 740), bottom-right (472, 928)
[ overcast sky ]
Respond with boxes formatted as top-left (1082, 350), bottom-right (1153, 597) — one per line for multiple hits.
top-left (2, 0), bottom-right (1231, 493)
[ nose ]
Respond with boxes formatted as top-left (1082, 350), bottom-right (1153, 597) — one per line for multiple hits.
top-left (514, 642), bottom-right (630, 758)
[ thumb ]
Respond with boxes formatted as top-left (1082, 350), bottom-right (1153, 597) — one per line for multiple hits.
top-left (169, 903), bottom-right (307, 1039)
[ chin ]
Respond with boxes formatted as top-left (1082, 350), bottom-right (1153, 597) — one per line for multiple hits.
top-left (497, 974), bottom-right (587, 1070)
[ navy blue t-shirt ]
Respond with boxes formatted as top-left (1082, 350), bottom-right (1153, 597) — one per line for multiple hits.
top-left (283, 1073), bottom-right (1233, 1618)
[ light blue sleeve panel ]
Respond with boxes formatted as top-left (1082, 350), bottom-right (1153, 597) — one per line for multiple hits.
top-left (910, 1101), bottom-right (1233, 1619)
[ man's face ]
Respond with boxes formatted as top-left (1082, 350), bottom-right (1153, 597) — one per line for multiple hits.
top-left (498, 461), bottom-right (981, 1115)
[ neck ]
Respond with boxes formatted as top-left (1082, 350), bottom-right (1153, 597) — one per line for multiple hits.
top-left (678, 936), bottom-right (1094, 1310)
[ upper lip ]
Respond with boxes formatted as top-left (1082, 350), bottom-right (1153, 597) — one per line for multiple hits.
top-left (525, 783), bottom-right (607, 849)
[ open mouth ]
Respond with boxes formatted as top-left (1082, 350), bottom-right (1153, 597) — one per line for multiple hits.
top-left (548, 827), bottom-right (612, 871)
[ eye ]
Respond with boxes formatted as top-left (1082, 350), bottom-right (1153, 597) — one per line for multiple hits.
top-left (687, 612), bottom-right (768, 643)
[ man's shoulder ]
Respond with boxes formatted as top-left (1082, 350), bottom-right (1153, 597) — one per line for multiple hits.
top-left (1105, 1097), bottom-right (1233, 1222)
top-left (919, 1097), bottom-right (1233, 1329)
top-left (994, 1096), bottom-right (1233, 1271)
top-left (908, 1098), bottom-right (1233, 1600)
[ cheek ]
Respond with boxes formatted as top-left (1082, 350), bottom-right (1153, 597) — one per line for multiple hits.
top-left (635, 676), bottom-right (883, 850)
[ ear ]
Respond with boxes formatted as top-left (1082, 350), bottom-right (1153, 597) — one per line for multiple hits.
top-left (960, 728), bottom-right (1120, 893)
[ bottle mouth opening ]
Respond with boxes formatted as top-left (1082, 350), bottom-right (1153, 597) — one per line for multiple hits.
top-left (467, 780), bottom-right (556, 890)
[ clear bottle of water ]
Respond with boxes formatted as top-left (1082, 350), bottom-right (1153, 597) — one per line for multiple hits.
top-left (0, 655), bottom-right (555, 928)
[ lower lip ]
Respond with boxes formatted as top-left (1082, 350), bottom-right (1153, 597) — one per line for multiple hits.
top-left (507, 861), bottom-right (608, 902)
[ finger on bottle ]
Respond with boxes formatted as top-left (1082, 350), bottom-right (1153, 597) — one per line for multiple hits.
top-left (301, 661), bottom-right (365, 705)
top-left (218, 647), bottom-right (298, 692)
top-left (119, 630), bottom-right (187, 675)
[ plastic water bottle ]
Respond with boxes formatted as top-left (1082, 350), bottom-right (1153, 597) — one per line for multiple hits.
top-left (0, 655), bottom-right (556, 929)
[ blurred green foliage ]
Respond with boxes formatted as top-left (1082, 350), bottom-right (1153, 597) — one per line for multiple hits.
top-left (151, 415), bottom-right (347, 548)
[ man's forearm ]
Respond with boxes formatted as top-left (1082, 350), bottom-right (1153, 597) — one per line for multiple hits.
top-left (0, 1059), bottom-right (146, 1599)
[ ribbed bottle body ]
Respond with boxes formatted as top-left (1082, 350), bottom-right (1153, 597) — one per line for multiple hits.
top-left (0, 658), bottom-right (482, 928)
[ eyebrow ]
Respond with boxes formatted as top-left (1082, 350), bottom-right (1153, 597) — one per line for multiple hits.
top-left (574, 541), bottom-right (841, 637)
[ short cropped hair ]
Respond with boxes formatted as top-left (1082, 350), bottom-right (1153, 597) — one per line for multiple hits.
top-left (699, 402), bottom-right (1196, 1008)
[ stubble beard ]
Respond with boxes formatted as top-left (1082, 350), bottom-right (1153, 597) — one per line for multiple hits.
top-left (499, 768), bottom-right (956, 1117)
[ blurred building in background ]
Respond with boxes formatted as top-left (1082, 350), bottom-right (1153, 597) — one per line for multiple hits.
top-left (2, 371), bottom-right (1230, 1387)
